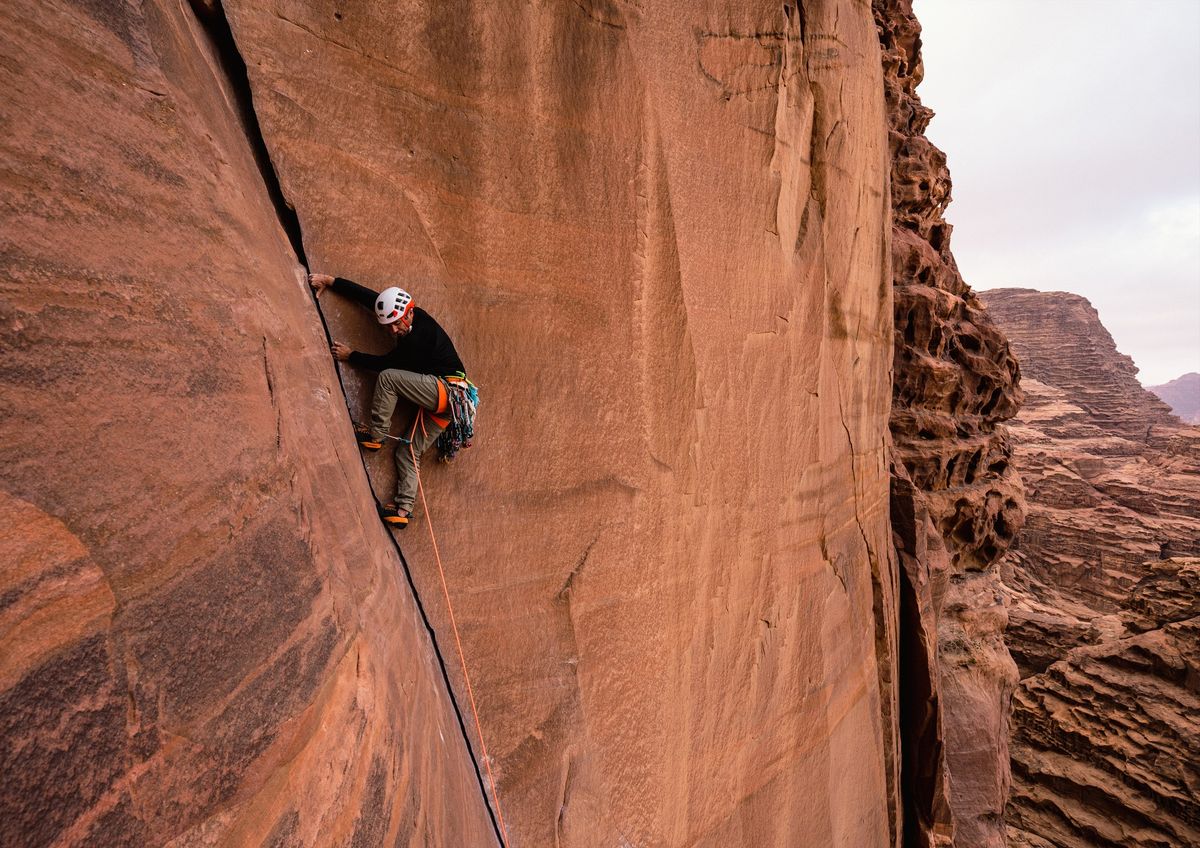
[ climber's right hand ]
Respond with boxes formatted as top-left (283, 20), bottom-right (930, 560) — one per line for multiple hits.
top-left (309, 273), bottom-right (335, 295)
top-left (330, 341), bottom-right (352, 361)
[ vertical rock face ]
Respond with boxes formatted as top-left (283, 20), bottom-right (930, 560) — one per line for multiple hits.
top-left (3, 1), bottom-right (908, 846)
top-left (873, 3), bottom-right (1025, 846)
top-left (0, 1), bottom-right (495, 845)
top-left (980, 288), bottom-right (1200, 848)
top-left (222, 2), bottom-right (898, 845)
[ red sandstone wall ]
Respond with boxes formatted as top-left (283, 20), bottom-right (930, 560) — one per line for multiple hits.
top-left (0, 1), bottom-right (494, 844)
top-left (222, 1), bottom-right (898, 844)
top-left (2, 0), bottom-right (903, 846)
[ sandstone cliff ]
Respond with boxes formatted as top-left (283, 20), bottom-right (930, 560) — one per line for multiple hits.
top-left (874, 4), bottom-right (1025, 847)
top-left (3, 1), bottom-right (906, 845)
top-left (225, 2), bottom-right (902, 844)
top-left (0, 3), bottom-right (496, 844)
top-left (981, 288), bottom-right (1200, 848)
top-left (0, 0), bottom-right (495, 844)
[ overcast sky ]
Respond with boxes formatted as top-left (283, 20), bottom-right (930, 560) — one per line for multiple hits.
top-left (914, 0), bottom-right (1200, 386)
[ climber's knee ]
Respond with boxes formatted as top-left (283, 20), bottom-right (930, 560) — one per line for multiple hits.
top-left (376, 368), bottom-right (404, 389)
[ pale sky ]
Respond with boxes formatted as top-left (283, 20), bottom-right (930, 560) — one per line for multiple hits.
top-left (914, 0), bottom-right (1200, 386)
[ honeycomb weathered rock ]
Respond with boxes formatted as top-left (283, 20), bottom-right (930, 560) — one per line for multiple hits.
top-left (874, 3), bottom-right (1026, 845)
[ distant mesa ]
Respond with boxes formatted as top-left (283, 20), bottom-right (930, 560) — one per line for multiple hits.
top-left (980, 286), bottom-right (1200, 848)
top-left (1148, 372), bottom-right (1200, 424)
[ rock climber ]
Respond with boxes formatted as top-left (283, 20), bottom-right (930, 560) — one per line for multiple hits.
top-left (308, 272), bottom-right (469, 528)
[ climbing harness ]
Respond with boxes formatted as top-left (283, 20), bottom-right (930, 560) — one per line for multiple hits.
top-left (408, 411), bottom-right (510, 847)
top-left (435, 374), bottom-right (479, 462)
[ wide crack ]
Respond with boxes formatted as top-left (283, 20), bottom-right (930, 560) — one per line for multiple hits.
top-left (185, 3), bottom-right (504, 843)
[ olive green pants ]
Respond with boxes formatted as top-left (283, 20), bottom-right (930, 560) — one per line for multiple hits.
top-left (370, 369), bottom-right (446, 512)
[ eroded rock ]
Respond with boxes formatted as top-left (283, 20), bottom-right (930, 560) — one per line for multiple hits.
top-left (982, 288), bottom-right (1200, 848)
top-left (874, 3), bottom-right (1025, 845)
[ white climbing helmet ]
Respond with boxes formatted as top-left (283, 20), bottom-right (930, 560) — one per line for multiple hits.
top-left (375, 286), bottom-right (413, 325)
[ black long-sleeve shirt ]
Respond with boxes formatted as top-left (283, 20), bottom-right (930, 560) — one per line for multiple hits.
top-left (332, 277), bottom-right (466, 377)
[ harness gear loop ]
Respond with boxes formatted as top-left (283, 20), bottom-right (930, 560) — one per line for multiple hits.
top-left (435, 374), bottom-right (479, 462)
top-left (407, 409), bottom-right (511, 847)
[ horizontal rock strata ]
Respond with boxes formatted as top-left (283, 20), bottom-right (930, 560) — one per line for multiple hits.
top-left (1008, 564), bottom-right (1200, 848)
top-left (982, 288), bottom-right (1200, 848)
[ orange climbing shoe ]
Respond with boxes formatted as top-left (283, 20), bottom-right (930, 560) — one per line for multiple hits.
top-left (379, 503), bottom-right (411, 527)
top-left (355, 428), bottom-right (384, 451)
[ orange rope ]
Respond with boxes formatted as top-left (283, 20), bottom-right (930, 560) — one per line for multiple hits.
top-left (408, 411), bottom-right (511, 847)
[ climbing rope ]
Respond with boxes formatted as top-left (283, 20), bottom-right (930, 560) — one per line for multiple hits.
top-left (408, 411), bottom-right (512, 847)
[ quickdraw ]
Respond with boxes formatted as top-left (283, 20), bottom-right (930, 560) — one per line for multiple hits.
top-left (436, 374), bottom-right (479, 462)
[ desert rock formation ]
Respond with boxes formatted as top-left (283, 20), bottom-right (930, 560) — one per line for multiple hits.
top-left (1, 0), bottom-right (914, 845)
top-left (875, 4), bottom-right (1026, 846)
top-left (222, 2), bottom-right (902, 845)
top-left (981, 288), bottom-right (1200, 848)
top-left (1149, 372), bottom-right (1200, 425)
top-left (0, 1), bottom-right (496, 845)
